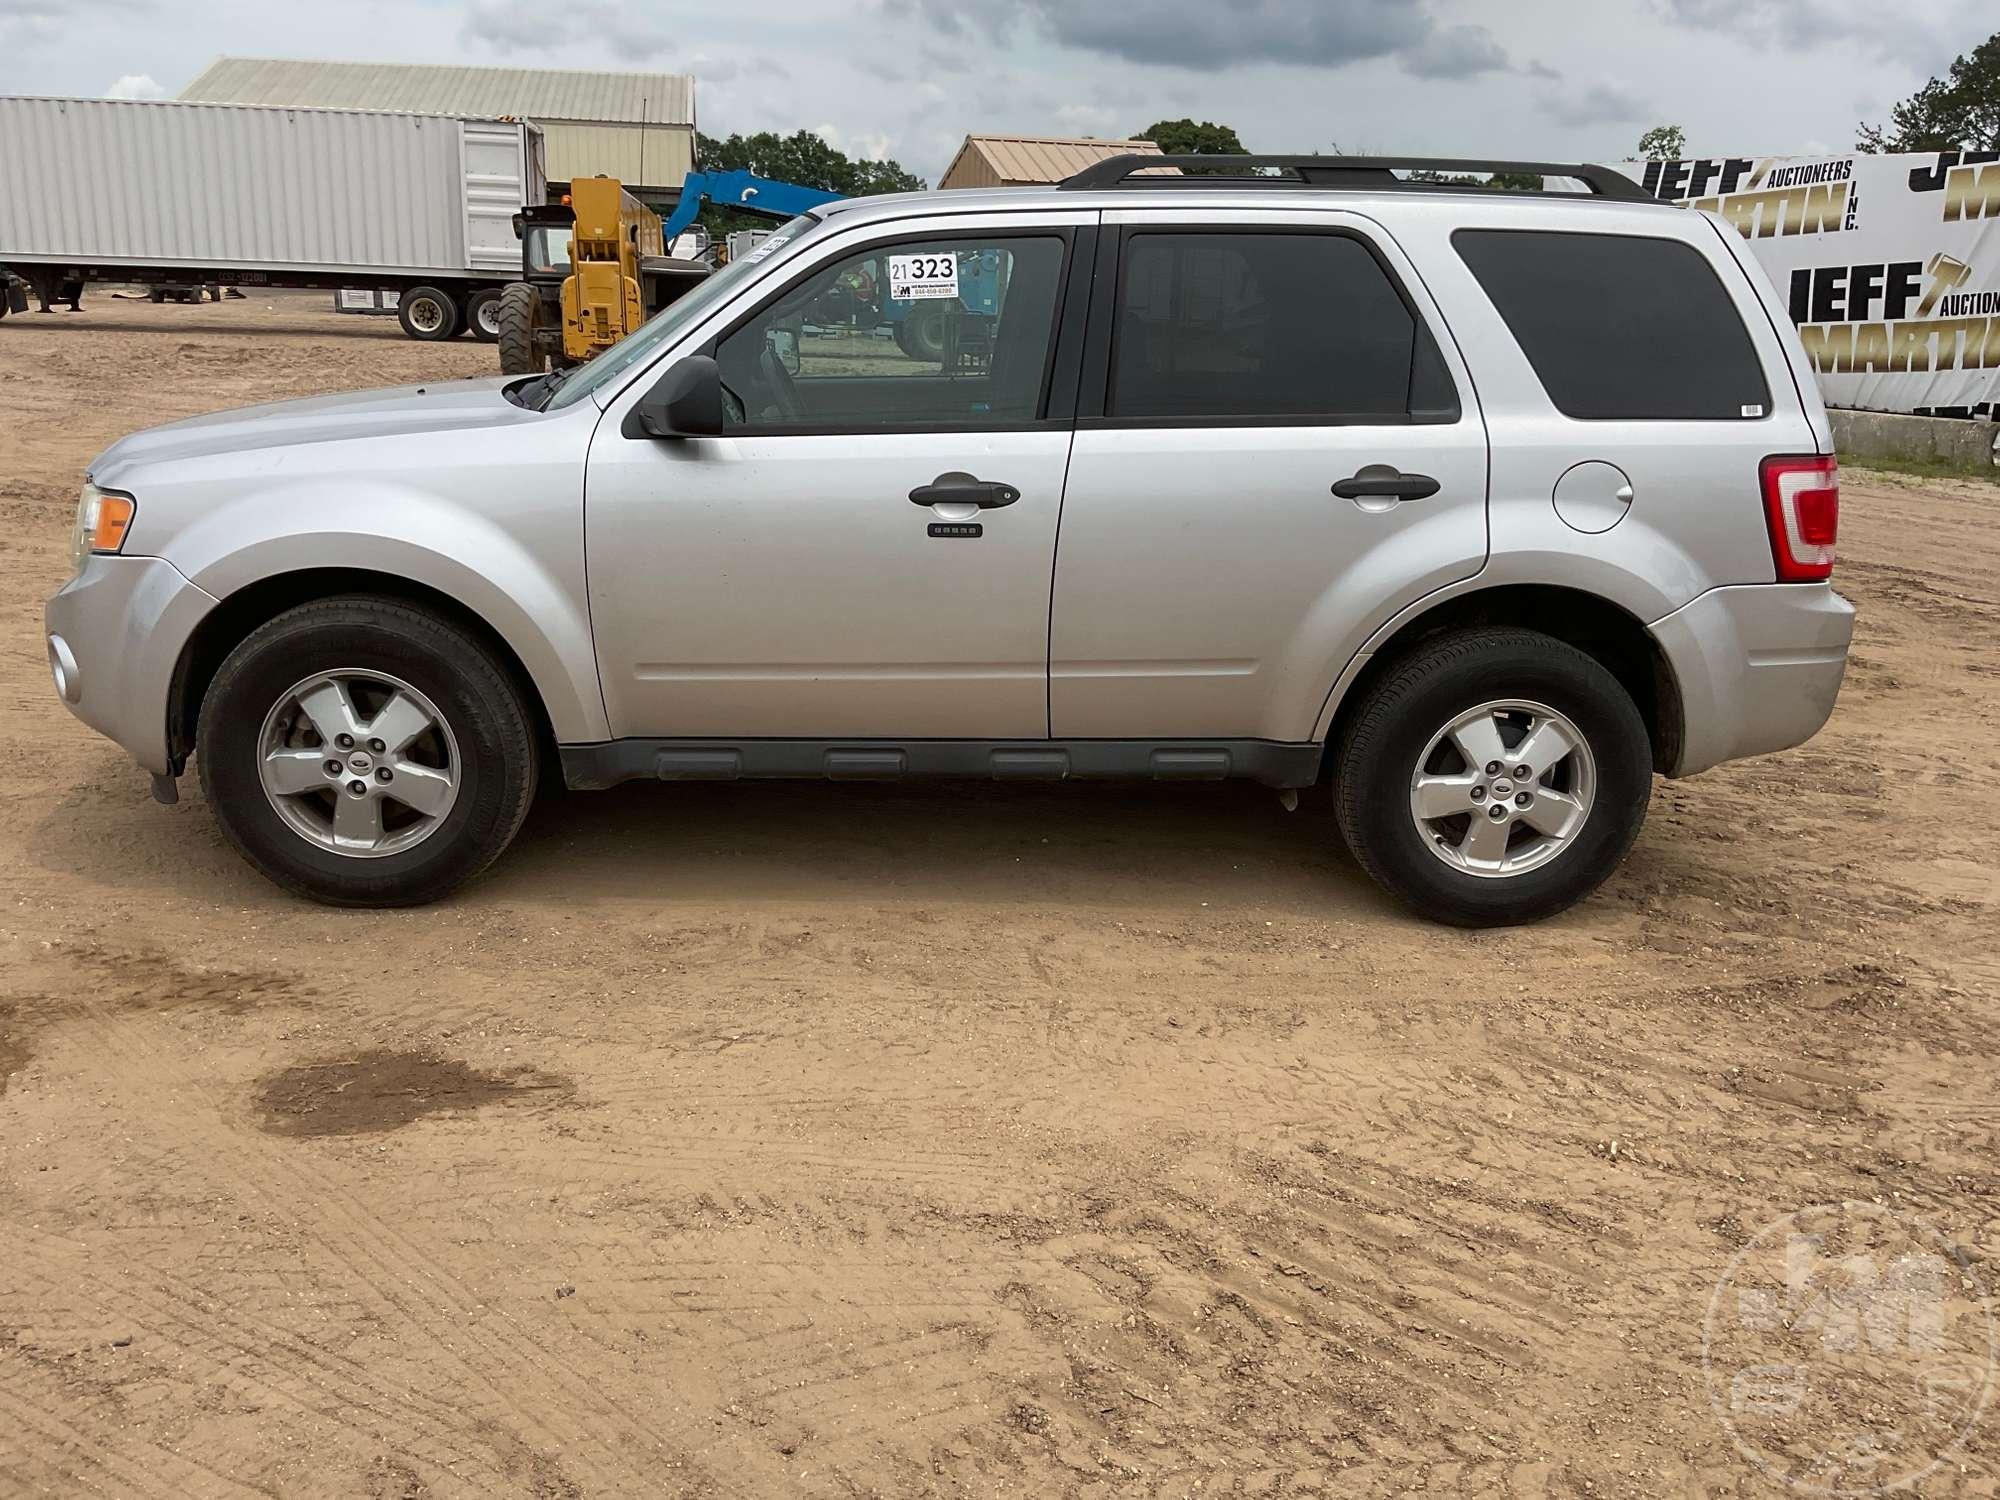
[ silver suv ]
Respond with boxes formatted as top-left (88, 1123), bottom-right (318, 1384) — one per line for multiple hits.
top-left (44, 155), bottom-right (1853, 925)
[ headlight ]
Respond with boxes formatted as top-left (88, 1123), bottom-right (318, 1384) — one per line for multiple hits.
top-left (70, 481), bottom-right (135, 572)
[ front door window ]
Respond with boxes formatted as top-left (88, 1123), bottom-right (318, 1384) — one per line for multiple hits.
top-left (713, 236), bottom-right (1067, 431)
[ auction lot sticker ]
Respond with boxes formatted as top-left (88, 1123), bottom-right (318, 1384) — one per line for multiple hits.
top-left (888, 253), bottom-right (959, 301)
top-left (1704, 1201), bottom-right (1995, 1494)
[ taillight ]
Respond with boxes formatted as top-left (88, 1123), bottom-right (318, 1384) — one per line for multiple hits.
top-left (1760, 455), bottom-right (1839, 582)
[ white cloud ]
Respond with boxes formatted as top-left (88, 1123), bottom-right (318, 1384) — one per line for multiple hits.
top-left (104, 72), bottom-right (165, 99)
top-left (1052, 103), bottom-right (1124, 137)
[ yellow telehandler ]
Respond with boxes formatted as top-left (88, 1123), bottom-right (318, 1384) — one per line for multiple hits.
top-left (497, 176), bottom-right (709, 375)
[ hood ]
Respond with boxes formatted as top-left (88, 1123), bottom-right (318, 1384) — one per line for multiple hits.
top-left (89, 376), bottom-right (542, 485)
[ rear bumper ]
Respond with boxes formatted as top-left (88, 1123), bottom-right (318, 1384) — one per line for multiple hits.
top-left (1649, 582), bottom-right (1854, 777)
top-left (44, 554), bottom-right (218, 776)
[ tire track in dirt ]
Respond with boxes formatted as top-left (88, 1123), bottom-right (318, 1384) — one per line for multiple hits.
top-left (0, 946), bottom-right (733, 1497)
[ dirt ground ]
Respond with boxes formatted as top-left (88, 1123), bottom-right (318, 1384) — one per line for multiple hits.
top-left (1, 293), bottom-right (1996, 1497)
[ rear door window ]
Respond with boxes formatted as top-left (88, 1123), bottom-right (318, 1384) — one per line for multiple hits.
top-left (1452, 229), bottom-right (1770, 420)
top-left (1107, 231), bottom-right (1459, 423)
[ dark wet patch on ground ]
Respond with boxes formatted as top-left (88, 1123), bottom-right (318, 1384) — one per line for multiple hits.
top-left (0, 1005), bottom-right (29, 1097)
top-left (255, 1049), bottom-right (570, 1137)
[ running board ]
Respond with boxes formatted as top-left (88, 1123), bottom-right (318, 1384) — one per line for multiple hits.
top-left (559, 739), bottom-right (1323, 791)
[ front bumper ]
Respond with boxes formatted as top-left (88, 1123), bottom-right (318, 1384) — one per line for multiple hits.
top-left (1649, 582), bottom-right (1855, 777)
top-left (44, 554), bottom-right (219, 776)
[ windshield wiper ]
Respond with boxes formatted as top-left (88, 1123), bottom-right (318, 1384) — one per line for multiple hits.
top-left (524, 364), bottom-right (575, 412)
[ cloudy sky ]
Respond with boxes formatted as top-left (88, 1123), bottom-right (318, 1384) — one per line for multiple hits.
top-left (1, 0), bottom-right (1992, 181)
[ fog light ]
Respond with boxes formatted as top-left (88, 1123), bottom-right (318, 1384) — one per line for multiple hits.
top-left (48, 635), bottom-right (81, 703)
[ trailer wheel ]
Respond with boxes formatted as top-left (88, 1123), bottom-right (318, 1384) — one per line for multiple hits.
top-left (398, 285), bottom-right (457, 342)
top-left (902, 301), bottom-right (953, 363)
top-left (496, 283), bottom-right (544, 375)
top-left (466, 288), bottom-right (504, 343)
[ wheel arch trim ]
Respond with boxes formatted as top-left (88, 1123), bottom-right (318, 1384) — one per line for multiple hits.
top-left (1311, 569), bottom-right (1687, 777)
top-left (170, 533), bottom-right (602, 770)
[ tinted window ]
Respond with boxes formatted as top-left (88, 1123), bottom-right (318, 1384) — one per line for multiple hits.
top-left (715, 236), bottom-right (1065, 431)
top-left (1109, 232), bottom-right (1456, 422)
top-left (1453, 229), bottom-right (1770, 420)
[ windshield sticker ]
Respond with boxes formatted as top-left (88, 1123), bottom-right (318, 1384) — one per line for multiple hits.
top-left (744, 234), bottom-right (790, 263)
top-left (888, 253), bottom-right (959, 301)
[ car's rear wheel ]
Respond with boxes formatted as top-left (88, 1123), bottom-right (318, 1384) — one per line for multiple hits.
top-left (197, 598), bottom-right (536, 906)
top-left (1334, 628), bottom-right (1651, 927)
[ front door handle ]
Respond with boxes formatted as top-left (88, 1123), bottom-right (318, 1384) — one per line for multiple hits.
top-left (909, 472), bottom-right (1020, 509)
top-left (1332, 465), bottom-right (1441, 502)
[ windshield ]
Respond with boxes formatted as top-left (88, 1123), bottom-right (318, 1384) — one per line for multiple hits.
top-left (545, 214), bottom-right (821, 412)
top-left (525, 225), bottom-right (572, 276)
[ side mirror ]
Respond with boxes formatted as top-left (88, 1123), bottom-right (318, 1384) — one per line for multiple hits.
top-left (631, 355), bottom-right (723, 439)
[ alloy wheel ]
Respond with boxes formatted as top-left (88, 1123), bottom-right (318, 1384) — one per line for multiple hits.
top-left (256, 669), bottom-right (460, 857)
top-left (1408, 698), bottom-right (1596, 878)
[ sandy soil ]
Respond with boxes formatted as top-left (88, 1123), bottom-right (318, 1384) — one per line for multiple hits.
top-left (0, 294), bottom-right (1996, 1497)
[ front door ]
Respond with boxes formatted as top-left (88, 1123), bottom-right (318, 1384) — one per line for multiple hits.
top-left (1049, 212), bottom-right (1490, 743)
top-left (585, 221), bottom-right (1087, 740)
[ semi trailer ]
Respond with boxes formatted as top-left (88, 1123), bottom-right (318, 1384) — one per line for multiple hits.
top-left (0, 95), bottom-right (545, 343)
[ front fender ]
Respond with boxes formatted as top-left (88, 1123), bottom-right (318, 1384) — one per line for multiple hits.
top-left (169, 480), bottom-right (607, 743)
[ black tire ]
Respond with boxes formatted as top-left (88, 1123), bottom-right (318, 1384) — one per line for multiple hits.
top-left (196, 597), bottom-right (537, 907)
top-left (466, 287), bottom-right (503, 343)
top-left (397, 284), bottom-right (457, 342)
top-left (496, 282), bottom-right (544, 375)
top-left (1333, 627), bottom-right (1651, 927)
top-left (901, 301), bottom-right (952, 362)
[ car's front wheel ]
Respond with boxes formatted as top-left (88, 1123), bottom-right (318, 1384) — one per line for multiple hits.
top-left (1334, 628), bottom-right (1652, 927)
top-left (197, 598), bottom-right (537, 906)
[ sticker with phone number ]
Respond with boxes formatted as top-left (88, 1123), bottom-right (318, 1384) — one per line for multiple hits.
top-left (888, 252), bottom-right (959, 301)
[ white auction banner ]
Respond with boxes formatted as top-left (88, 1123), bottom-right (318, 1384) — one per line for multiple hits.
top-left (1619, 152), bottom-right (2000, 419)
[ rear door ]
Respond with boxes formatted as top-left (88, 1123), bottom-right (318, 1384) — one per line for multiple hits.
top-left (460, 119), bottom-right (535, 276)
top-left (1049, 209), bottom-right (1489, 742)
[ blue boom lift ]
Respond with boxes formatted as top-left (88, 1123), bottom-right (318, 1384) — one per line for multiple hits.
top-left (659, 169), bottom-right (847, 246)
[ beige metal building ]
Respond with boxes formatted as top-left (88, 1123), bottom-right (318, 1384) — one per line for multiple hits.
top-left (180, 58), bottom-right (696, 197)
top-left (939, 134), bottom-right (1165, 190)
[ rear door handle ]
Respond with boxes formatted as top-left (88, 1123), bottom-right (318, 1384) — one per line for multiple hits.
top-left (909, 472), bottom-right (1020, 509)
top-left (1332, 465), bottom-right (1440, 502)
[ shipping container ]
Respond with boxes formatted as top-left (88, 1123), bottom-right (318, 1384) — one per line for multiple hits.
top-left (0, 95), bottom-right (545, 342)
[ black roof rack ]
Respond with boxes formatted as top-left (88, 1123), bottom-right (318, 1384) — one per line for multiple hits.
top-left (1057, 154), bottom-right (1652, 203)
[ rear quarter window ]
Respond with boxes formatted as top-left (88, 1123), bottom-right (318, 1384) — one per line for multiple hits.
top-left (1452, 229), bottom-right (1770, 421)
